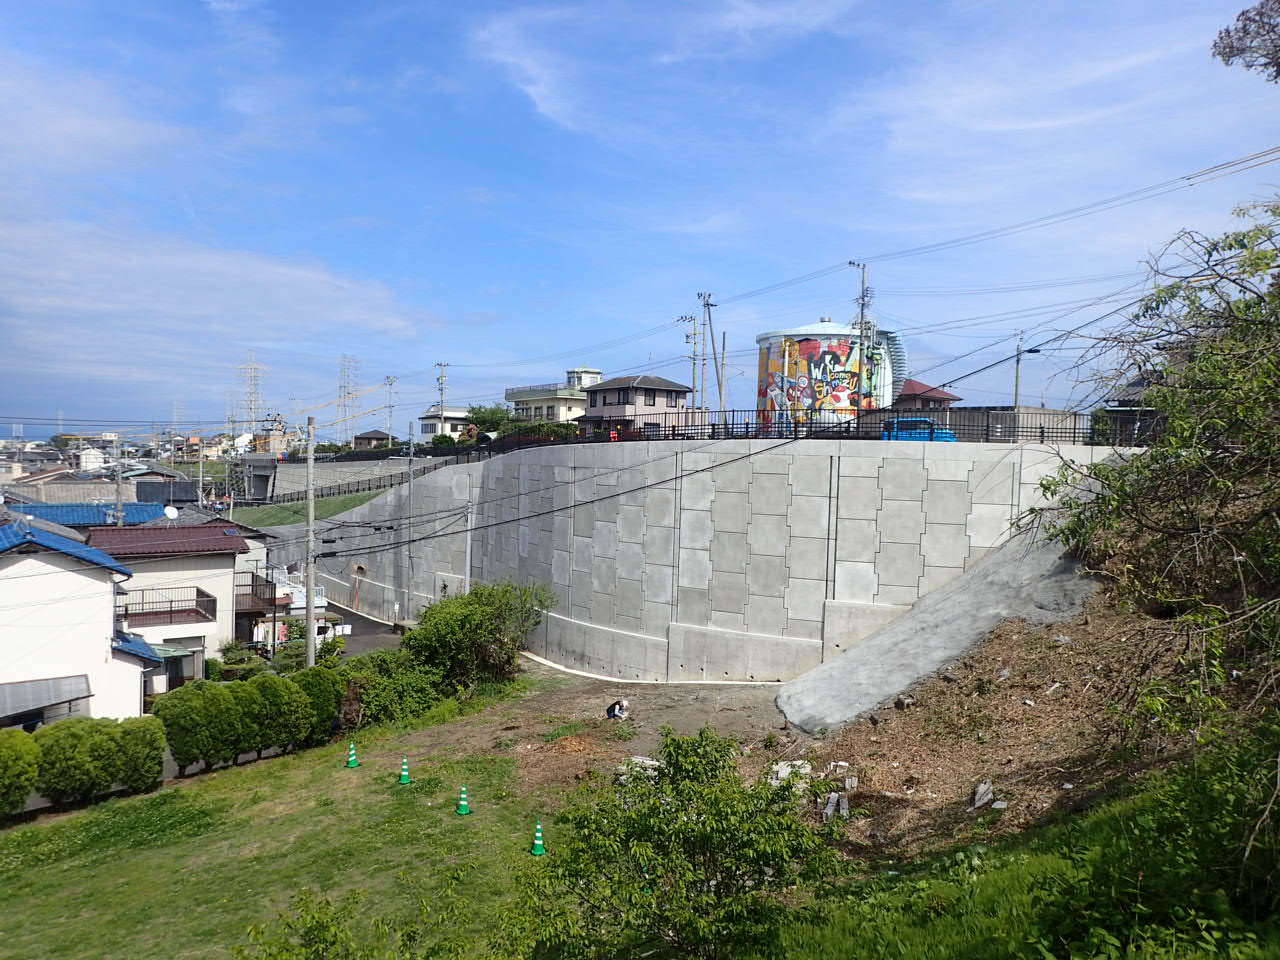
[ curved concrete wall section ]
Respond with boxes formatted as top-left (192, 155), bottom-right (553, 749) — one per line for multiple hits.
top-left (268, 440), bottom-right (1114, 682)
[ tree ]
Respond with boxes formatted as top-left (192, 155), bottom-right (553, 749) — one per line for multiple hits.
top-left (0, 729), bottom-right (40, 816)
top-left (153, 683), bottom-right (211, 775)
top-left (228, 681), bottom-right (272, 758)
top-left (290, 666), bottom-right (344, 745)
top-left (1214, 0), bottom-right (1280, 82)
top-left (431, 433), bottom-right (455, 450)
top-left (116, 716), bottom-right (167, 793)
top-left (247, 674), bottom-right (311, 752)
top-left (34, 718), bottom-right (121, 806)
top-left (465, 403), bottom-right (514, 433)
top-left (504, 726), bottom-right (841, 960)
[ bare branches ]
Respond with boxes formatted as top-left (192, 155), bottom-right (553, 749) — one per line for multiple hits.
top-left (1215, 0), bottom-right (1280, 83)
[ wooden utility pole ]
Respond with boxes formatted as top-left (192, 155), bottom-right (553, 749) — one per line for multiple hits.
top-left (305, 415), bottom-right (316, 668)
top-left (701, 292), bottom-right (725, 414)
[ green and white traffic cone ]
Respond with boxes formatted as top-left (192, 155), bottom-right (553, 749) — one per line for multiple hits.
top-left (398, 756), bottom-right (412, 785)
top-left (530, 820), bottom-right (546, 856)
top-left (345, 742), bottom-right (360, 768)
top-left (455, 784), bottom-right (472, 816)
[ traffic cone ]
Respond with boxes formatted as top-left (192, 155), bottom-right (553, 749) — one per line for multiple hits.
top-left (455, 784), bottom-right (472, 816)
top-left (398, 756), bottom-right (412, 785)
top-left (345, 742), bottom-right (360, 768)
top-left (530, 820), bottom-right (546, 856)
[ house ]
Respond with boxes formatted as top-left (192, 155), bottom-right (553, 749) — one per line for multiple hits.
top-left (0, 510), bottom-right (163, 725)
top-left (578, 375), bottom-right (694, 434)
top-left (85, 524), bottom-right (250, 683)
top-left (894, 379), bottom-right (962, 411)
top-left (4, 502), bottom-right (169, 528)
top-left (353, 429), bottom-right (392, 450)
top-left (505, 367), bottom-right (603, 422)
top-left (417, 406), bottom-right (473, 439)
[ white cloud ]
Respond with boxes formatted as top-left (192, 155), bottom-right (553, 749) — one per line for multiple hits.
top-left (471, 8), bottom-right (586, 130)
top-left (659, 0), bottom-right (861, 61)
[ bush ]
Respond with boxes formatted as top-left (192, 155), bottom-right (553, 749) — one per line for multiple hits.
top-left (272, 635), bottom-right (344, 675)
top-left (116, 716), bottom-right (167, 793)
top-left (199, 681), bottom-right (246, 768)
top-left (0, 728), bottom-right (39, 816)
top-left (359, 667), bottom-right (444, 726)
top-left (227, 681), bottom-right (271, 758)
top-left (401, 581), bottom-right (555, 688)
top-left (153, 684), bottom-right (210, 775)
top-left (33, 717), bottom-right (121, 806)
top-left (247, 674), bottom-right (311, 752)
top-left (291, 667), bottom-right (343, 745)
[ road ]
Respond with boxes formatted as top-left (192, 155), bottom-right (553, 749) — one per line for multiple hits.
top-left (330, 602), bottom-right (402, 656)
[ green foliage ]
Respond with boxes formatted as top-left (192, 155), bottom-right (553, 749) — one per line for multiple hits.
top-left (542, 721), bottom-right (586, 742)
top-left (290, 666), bottom-right (343, 745)
top-left (272, 633), bottom-right (344, 674)
top-left (33, 718), bottom-right (121, 806)
top-left (200, 681), bottom-right (247, 767)
top-left (219, 643), bottom-right (270, 681)
top-left (152, 683), bottom-right (209, 774)
top-left (503, 726), bottom-right (841, 960)
top-left (0, 728), bottom-right (40, 816)
top-left (341, 649), bottom-right (445, 726)
top-left (247, 674), bottom-right (311, 752)
top-left (401, 581), bottom-right (556, 688)
top-left (228, 681), bottom-right (271, 758)
top-left (497, 419), bottom-right (580, 441)
top-left (115, 717), bottom-right (166, 794)
top-left (466, 402), bottom-right (514, 433)
top-left (431, 433), bottom-right (456, 449)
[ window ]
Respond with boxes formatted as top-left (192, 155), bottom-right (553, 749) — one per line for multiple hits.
top-left (533, 406), bottom-right (543, 419)
top-left (450, 422), bottom-right (461, 432)
top-left (617, 389), bottom-right (631, 404)
top-left (422, 422), bottom-right (437, 435)
top-left (644, 389), bottom-right (656, 406)
top-left (546, 405), bottom-right (556, 419)
top-left (666, 391), bottom-right (678, 408)
top-left (590, 391), bottom-right (598, 408)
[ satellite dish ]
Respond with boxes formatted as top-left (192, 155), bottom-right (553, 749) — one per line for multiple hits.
top-left (163, 506), bottom-right (179, 520)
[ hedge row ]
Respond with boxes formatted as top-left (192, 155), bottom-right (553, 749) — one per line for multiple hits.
top-left (0, 716), bottom-right (168, 814)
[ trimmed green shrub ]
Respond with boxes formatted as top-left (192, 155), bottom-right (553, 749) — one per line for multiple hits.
top-left (227, 681), bottom-right (270, 759)
top-left (401, 581), bottom-right (555, 688)
top-left (0, 728), bottom-right (40, 816)
top-left (153, 683), bottom-right (209, 775)
top-left (198, 681), bottom-right (246, 768)
top-left (247, 674), bottom-right (311, 751)
top-left (33, 717), bottom-right (121, 805)
top-left (290, 666), bottom-right (343, 745)
top-left (116, 716), bottom-right (166, 793)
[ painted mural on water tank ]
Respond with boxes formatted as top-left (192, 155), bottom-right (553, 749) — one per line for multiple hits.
top-left (755, 323), bottom-right (896, 423)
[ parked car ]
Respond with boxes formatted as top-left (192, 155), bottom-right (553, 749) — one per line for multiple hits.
top-left (880, 417), bottom-right (958, 441)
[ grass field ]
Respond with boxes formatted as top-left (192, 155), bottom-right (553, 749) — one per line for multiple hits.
top-left (229, 491), bottom-right (382, 527)
top-left (0, 680), bottom-right (556, 960)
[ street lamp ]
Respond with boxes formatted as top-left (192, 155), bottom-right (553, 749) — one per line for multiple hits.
top-left (1012, 332), bottom-right (1041, 410)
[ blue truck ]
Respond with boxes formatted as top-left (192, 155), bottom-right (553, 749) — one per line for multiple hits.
top-left (880, 417), bottom-right (958, 442)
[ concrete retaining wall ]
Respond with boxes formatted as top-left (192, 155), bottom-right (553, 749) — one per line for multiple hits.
top-left (270, 439), bottom-right (1115, 682)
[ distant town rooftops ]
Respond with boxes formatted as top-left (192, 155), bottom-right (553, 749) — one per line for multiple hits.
top-left (86, 524), bottom-right (249, 558)
top-left (138, 506), bottom-right (274, 538)
top-left (5, 502), bottom-right (168, 528)
top-left (0, 517), bottom-right (133, 576)
top-left (898, 379), bottom-right (962, 401)
top-left (587, 375), bottom-right (692, 393)
top-left (354, 430), bottom-right (391, 440)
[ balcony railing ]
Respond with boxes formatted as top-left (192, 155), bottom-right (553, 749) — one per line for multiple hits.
top-left (235, 571), bottom-right (287, 611)
top-left (116, 587), bottom-right (216, 627)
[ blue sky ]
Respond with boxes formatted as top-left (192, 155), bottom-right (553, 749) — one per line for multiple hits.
top-left (0, 0), bottom-right (1276, 441)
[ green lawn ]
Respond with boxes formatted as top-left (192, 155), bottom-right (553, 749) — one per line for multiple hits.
top-left (0, 682), bottom-right (552, 960)
top-left (229, 491), bottom-right (382, 527)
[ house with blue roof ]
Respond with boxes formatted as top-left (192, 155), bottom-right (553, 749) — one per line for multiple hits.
top-left (3, 501), bottom-right (168, 528)
top-left (0, 510), bottom-right (168, 726)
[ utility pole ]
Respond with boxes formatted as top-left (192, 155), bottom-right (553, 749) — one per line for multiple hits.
top-left (406, 416), bottom-right (415, 615)
top-left (383, 376), bottom-right (398, 447)
top-left (435, 363), bottom-right (449, 441)
top-left (463, 501), bottom-right (473, 594)
top-left (700, 292), bottom-right (725, 415)
top-left (114, 461), bottom-right (124, 526)
top-left (197, 457), bottom-right (204, 508)
top-left (851, 261), bottom-right (874, 410)
top-left (1011, 332), bottom-right (1041, 411)
top-left (680, 316), bottom-right (699, 409)
top-left (304, 416), bottom-right (316, 668)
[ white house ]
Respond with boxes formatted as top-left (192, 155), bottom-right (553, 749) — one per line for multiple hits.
top-left (0, 512), bottom-right (160, 726)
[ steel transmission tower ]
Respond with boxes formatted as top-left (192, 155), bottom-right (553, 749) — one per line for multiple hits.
top-left (238, 350), bottom-right (266, 433)
top-left (338, 355), bottom-right (360, 445)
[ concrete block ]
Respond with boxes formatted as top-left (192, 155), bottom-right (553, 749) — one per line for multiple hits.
top-left (788, 536), bottom-right (828, 580)
top-left (879, 458), bottom-right (928, 499)
top-left (708, 572), bottom-right (748, 614)
top-left (875, 584), bottom-right (918, 605)
top-left (833, 560), bottom-right (877, 603)
top-left (877, 542), bottom-right (924, 587)
top-left (878, 499), bottom-right (927, 544)
top-left (643, 562), bottom-right (674, 605)
top-left (920, 564), bottom-right (965, 595)
top-left (682, 472), bottom-right (714, 511)
top-left (788, 495), bottom-right (830, 538)
top-left (573, 506), bottom-right (593, 538)
top-left (920, 522), bottom-right (969, 568)
top-left (923, 479), bottom-right (970, 524)
top-left (591, 556), bottom-right (617, 595)
top-left (646, 488), bottom-right (677, 526)
top-left (552, 549), bottom-right (570, 586)
top-left (676, 586), bottom-right (709, 624)
top-left (677, 548), bottom-right (712, 588)
top-left (790, 457), bottom-right (832, 496)
top-left (553, 483), bottom-right (574, 510)
top-left (615, 615), bottom-right (642, 634)
top-left (667, 622), bottom-right (820, 682)
top-left (712, 458), bottom-right (751, 492)
top-left (617, 541), bottom-right (646, 581)
top-left (969, 460), bottom-right (1017, 505)
top-left (923, 456), bottom-right (972, 482)
top-left (570, 569), bottom-right (592, 603)
top-left (835, 518), bottom-right (878, 562)
top-left (752, 454), bottom-right (791, 474)
top-left (640, 601), bottom-right (672, 637)
top-left (710, 531), bottom-right (748, 573)
top-left (837, 476), bottom-right (880, 519)
top-left (679, 509), bottom-right (713, 550)
top-left (964, 545), bottom-right (991, 570)
top-left (644, 525), bottom-right (675, 561)
top-left (617, 504), bottom-right (645, 543)
top-left (785, 618), bottom-right (824, 641)
top-left (1018, 482), bottom-right (1050, 511)
top-left (452, 475), bottom-right (469, 500)
top-left (615, 578), bottom-right (644, 619)
top-left (710, 491), bottom-right (750, 533)
top-left (746, 514), bottom-right (788, 556)
top-left (592, 520), bottom-right (619, 557)
top-left (552, 513), bottom-right (572, 546)
top-left (784, 577), bottom-right (826, 621)
top-left (553, 466), bottom-right (573, 483)
top-left (821, 600), bottom-right (911, 659)
top-left (967, 503), bottom-right (1015, 548)
top-left (748, 473), bottom-right (790, 515)
top-left (517, 525), bottom-right (529, 559)
top-left (838, 456), bottom-right (882, 477)
top-left (571, 536), bottom-right (593, 572)
top-left (590, 591), bottom-right (615, 624)
top-left (744, 594), bottom-right (788, 636)
top-left (746, 554), bottom-right (787, 597)
top-left (710, 610), bottom-right (747, 631)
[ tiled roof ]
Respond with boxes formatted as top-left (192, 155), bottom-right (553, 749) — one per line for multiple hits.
top-left (587, 375), bottom-right (692, 393)
top-left (138, 506), bottom-right (273, 537)
top-left (0, 521), bottom-right (133, 576)
top-left (86, 524), bottom-right (249, 557)
top-left (898, 379), bottom-right (961, 401)
top-left (5, 502), bottom-right (167, 527)
top-left (355, 430), bottom-right (391, 439)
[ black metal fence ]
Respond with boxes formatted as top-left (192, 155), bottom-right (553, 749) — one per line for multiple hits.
top-left (116, 587), bottom-right (217, 624)
top-left (267, 451), bottom-right (489, 504)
